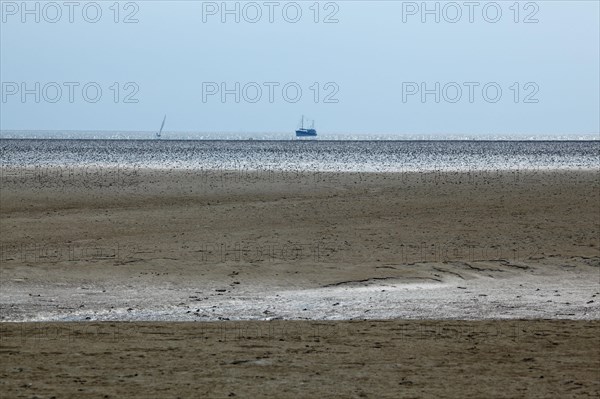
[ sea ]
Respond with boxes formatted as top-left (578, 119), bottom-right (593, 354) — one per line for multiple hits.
top-left (1, 137), bottom-right (599, 172)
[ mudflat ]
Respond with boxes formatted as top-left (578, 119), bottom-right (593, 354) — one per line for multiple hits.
top-left (1, 168), bottom-right (599, 397)
top-left (1, 169), bottom-right (598, 321)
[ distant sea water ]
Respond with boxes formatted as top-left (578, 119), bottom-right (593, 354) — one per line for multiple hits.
top-left (1, 130), bottom-right (599, 141)
top-left (1, 138), bottom-right (598, 172)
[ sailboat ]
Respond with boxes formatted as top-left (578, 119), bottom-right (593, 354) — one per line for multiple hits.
top-left (156, 115), bottom-right (166, 139)
top-left (295, 115), bottom-right (317, 138)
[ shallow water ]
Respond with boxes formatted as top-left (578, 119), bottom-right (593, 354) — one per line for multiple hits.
top-left (1, 139), bottom-right (598, 172)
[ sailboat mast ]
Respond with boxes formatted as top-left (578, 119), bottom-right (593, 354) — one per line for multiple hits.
top-left (157, 115), bottom-right (166, 139)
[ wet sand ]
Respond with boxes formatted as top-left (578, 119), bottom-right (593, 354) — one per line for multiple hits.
top-left (1, 168), bottom-right (598, 321)
top-left (1, 168), bottom-right (599, 397)
top-left (1, 320), bottom-right (599, 398)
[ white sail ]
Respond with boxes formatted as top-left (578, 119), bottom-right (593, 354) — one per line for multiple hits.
top-left (157, 115), bottom-right (166, 138)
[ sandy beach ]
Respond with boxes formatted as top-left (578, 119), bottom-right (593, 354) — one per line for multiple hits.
top-left (3, 0), bottom-right (599, 394)
top-left (1, 167), bottom-right (599, 397)
top-left (1, 320), bottom-right (599, 398)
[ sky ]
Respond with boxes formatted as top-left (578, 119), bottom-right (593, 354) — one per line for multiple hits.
top-left (1, 0), bottom-right (599, 138)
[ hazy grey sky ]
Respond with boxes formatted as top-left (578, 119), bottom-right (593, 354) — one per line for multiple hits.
top-left (1, 1), bottom-right (599, 136)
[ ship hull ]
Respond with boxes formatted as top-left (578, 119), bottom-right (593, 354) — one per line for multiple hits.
top-left (296, 129), bottom-right (317, 137)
